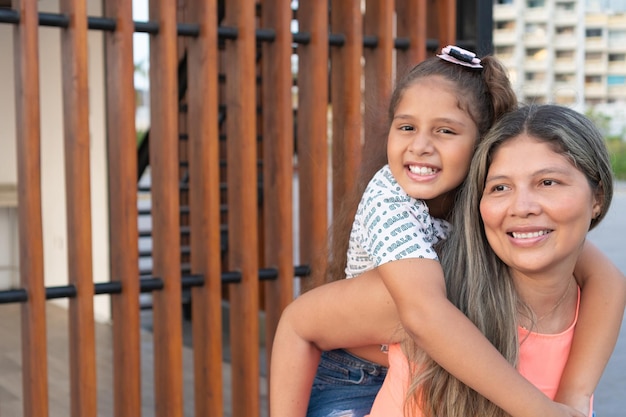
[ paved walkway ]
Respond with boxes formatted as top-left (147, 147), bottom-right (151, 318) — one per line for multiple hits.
top-left (586, 181), bottom-right (626, 417)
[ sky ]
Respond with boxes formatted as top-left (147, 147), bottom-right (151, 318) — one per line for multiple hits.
top-left (133, 0), bottom-right (149, 90)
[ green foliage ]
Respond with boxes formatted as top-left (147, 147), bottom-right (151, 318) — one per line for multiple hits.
top-left (137, 129), bottom-right (147, 147)
top-left (584, 107), bottom-right (626, 180)
top-left (585, 108), bottom-right (611, 137)
top-left (606, 138), bottom-right (626, 181)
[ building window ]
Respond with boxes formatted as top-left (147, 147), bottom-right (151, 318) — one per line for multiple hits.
top-left (607, 75), bottom-right (626, 85)
top-left (556, 50), bottom-right (574, 59)
top-left (496, 0), bottom-right (513, 4)
top-left (526, 72), bottom-right (546, 81)
top-left (586, 75), bottom-right (603, 84)
top-left (556, 26), bottom-right (575, 35)
top-left (525, 23), bottom-right (547, 36)
top-left (609, 53), bottom-right (626, 62)
top-left (495, 45), bottom-right (515, 56)
top-left (586, 52), bottom-right (603, 61)
top-left (556, 73), bottom-right (575, 83)
top-left (496, 21), bottom-right (516, 30)
top-left (526, 96), bottom-right (546, 104)
top-left (526, 48), bottom-right (547, 61)
top-left (609, 30), bottom-right (626, 47)
top-left (527, 0), bottom-right (545, 7)
top-left (586, 28), bottom-right (603, 38)
top-left (556, 2), bottom-right (575, 11)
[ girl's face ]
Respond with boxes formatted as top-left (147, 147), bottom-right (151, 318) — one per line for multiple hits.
top-left (480, 134), bottom-right (601, 278)
top-left (387, 77), bottom-right (478, 218)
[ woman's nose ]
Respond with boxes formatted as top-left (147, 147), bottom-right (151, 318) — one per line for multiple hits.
top-left (509, 188), bottom-right (542, 217)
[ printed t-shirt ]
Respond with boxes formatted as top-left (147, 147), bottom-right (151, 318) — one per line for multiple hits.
top-left (345, 165), bottom-right (451, 279)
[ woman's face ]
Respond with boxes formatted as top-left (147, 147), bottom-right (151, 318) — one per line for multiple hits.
top-left (386, 76), bottom-right (478, 218)
top-left (480, 134), bottom-right (601, 277)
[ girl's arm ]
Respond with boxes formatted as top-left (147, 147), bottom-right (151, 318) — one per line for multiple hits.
top-left (555, 240), bottom-right (626, 416)
top-left (377, 257), bottom-right (586, 417)
top-left (269, 271), bottom-right (403, 417)
top-left (269, 262), bottom-right (586, 417)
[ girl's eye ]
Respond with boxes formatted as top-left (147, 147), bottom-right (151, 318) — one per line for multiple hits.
top-left (399, 125), bottom-right (414, 131)
top-left (437, 128), bottom-right (455, 134)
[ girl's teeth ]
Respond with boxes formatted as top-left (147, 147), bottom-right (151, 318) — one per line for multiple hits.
top-left (409, 166), bottom-right (435, 175)
top-left (512, 230), bottom-right (549, 239)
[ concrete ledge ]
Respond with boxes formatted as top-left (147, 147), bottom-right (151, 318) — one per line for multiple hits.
top-left (0, 184), bottom-right (17, 208)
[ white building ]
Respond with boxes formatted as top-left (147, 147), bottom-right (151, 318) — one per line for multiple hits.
top-left (493, 0), bottom-right (626, 136)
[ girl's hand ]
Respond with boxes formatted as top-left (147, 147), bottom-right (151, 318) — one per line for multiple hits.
top-left (552, 401), bottom-right (588, 417)
top-left (554, 392), bottom-right (592, 417)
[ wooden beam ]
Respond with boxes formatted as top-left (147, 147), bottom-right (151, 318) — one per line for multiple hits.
top-left (330, 0), bottom-right (363, 220)
top-left (59, 0), bottom-right (97, 414)
top-left (186, 0), bottom-right (224, 415)
top-left (260, 0), bottom-right (294, 402)
top-left (12, 0), bottom-right (49, 415)
top-left (296, 0), bottom-right (329, 292)
top-left (103, 0), bottom-right (142, 415)
top-left (223, 0), bottom-right (260, 415)
top-left (149, 0), bottom-right (184, 415)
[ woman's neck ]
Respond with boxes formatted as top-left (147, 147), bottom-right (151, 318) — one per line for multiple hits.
top-left (515, 274), bottom-right (578, 334)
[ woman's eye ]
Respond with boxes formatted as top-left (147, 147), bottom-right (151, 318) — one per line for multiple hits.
top-left (491, 184), bottom-right (508, 192)
top-left (541, 179), bottom-right (557, 186)
top-left (399, 125), bottom-right (414, 131)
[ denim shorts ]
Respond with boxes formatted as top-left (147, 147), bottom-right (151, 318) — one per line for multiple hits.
top-left (306, 349), bottom-right (388, 417)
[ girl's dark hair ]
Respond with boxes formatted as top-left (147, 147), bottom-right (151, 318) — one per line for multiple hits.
top-left (309, 53), bottom-right (518, 288)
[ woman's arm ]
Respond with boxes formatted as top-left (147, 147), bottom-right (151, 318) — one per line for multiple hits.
top-left (269, 271), bottom-right (403, 417)
top-left (378, 257), bottom-right (586, 417)
top-left (555, 240), bottom-right (626, 416)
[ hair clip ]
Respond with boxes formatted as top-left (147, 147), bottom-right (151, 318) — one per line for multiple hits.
top-left (437, 45), bottom-right (483, 69)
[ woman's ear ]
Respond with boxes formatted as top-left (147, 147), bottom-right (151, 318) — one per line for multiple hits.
top-left (592, 182), bottom-right (604, 220)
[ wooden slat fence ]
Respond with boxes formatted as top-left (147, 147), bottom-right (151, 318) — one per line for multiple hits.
top-left (1, 0), bottom-right (491, 416)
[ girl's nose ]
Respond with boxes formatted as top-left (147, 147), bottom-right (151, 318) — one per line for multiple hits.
top-left (408, 132), bottom-right (434, 154)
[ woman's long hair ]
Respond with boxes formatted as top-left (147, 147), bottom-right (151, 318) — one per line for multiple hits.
top-left (404, 104), bottom-right (614, 417)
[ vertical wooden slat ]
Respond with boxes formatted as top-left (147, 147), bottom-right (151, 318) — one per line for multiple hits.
top-left (103, 0), bottom-right (142, 415)
top-left (396, 0), bottom-right (427, 74)
top-left (149, 0), bottom-right (184, 415)
top-left (261, 0), bottom-right (294, 391)
top-left (13, 0), bottom-right (49, 415)
top-left (362, 0), bottom-right (394, 182)
top-left (297, 0), bottom-right (329, 291)
top-left (330, 0), bottom-right (363, 218)
top-left (223, 0), bottom-right (259, 416)
top-left (437, 0), bottom-right (456, 50)
top-left (58, 0), bottom-right (97, 415)
top-left (187, 0), bottom-right (223, 416)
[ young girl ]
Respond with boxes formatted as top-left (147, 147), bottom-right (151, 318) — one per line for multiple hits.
top-left (270, 47), bottom-right (626, 417)
top-left (305, 46), bottom-right (513, 417)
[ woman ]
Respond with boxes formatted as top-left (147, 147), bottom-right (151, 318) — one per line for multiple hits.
top-left (270, 105), bottom-right (625, 417)
top-left (372, 103), bottom-right (620, 417)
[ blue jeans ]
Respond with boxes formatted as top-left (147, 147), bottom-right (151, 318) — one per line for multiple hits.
top-left (306, 349), bottom-right (388, 417)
